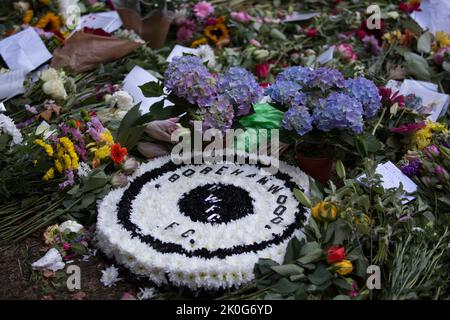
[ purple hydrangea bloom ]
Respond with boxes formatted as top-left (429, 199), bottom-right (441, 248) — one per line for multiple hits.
top-left (164, 56), bottom-right (217, 107)
top-left (218, 67), bottom-right (262, 116)
top-left (282, 105), bottom-right (313, 136)
top-left (313, 92), bottom-right (363, 133)
top-left (310, 67), bottom-right (345, 90)
top-left (275, 66), bottom-right (314, 87)
top-left (201, 94), bottom-right (235, 131)
top-left (265, 81), bottom-right (307, 107)
top-left (401, 158), bottom-right (421, 177)
top-left (345, 77), bottom-right (381, 119)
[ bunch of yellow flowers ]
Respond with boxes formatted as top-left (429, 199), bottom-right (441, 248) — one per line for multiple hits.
top-left (413, 121), bottom-right (448, 150)
top-left (86, 129), bottom-right (115, 167)
top-left (35, 137), bottom-right (79, 181)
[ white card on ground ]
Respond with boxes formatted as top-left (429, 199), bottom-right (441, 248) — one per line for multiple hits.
top-left (399, 80), bottom-right (449, 122)
top-left (402, 79), bottom-right (438, 92)
top-left (0, 70), bottom-right (27, 101)
top-left (122, 65), bottom-right (173, 114)
top-left (283, 12), bottom-right (319, 22)
top-left (0, 27), bottom-right (52, 73)
top-left (410, 0), bottom-right (450, 35)
top-left (77, 11), bottom-right (122, 33)
top-left (316, 46), bottom-right (335, 65)
top-left (358, 161), bottom-right (418, 202)
top-left (166, 45), bottom-right (198, 62)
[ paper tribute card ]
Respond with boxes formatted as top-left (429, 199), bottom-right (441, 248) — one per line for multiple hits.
top-left (358, 161), bottom-right (418, 202)
top-left (0, 27), bottom-right (52, 73)
top-left (166, 45), bottom-right (199, 63)
top-left (77, 11), bottom-right (123, 33)
top-left (122, 66), bottom-right (173, 114)
top-left (399, 80), bottom-right (449, 122)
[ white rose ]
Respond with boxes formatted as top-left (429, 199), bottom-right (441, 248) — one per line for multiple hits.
top-left (386, 11), bottom-right (399, 19)
top-left (58, 220), bottom-right (84, 233)
top-left (43, 79), bottom-right (68, 100)
top-left (111, 91), bottom-right (134, 111)
top-left (40, 68), bottom-right (59, 82)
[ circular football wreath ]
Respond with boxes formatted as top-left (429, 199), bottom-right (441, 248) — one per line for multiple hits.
top-left (96, 154), bottom-right (310, 290)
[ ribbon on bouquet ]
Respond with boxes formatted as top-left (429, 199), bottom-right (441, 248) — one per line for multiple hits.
top-left (235, 103), bottom-right (284, 153)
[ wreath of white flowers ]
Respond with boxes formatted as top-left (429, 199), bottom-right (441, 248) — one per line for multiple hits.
top-left (96, 153), bottom-right (310, 290)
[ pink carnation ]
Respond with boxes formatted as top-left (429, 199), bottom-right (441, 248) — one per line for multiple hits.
top-left (193, 1), bottom-right (214, 19)
top-left (335, 43), bottom-right (358, 62)
top-left (231, 11), bottom-right (252, 24)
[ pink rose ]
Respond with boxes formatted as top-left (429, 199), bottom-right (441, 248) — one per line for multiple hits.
top-left (193, 1), bottom-right (214, 19)
top-left (230, 11), bottom-right (252, 24)
top-left (335, 43), bottom-right (358, 62)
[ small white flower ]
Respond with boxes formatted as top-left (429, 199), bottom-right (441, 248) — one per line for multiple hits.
top-left (137, 287), bottom-right (156, 300)
top-left (196, 45), bottom-right (216, 68)
top-left (77, 162), bottom-right (92, 177)
top-left (0, 114), bottom-right (23, 145)
top-left (59, 220), bottom-right (84, 233)
top-left (412, 227), bottom-right (425, 233)
top-left (40, 68), bottom-right (59, 82)
top-left (100, 265), bottom-right (121, 287)
top-left (109, 91), bottom-right (134, 111)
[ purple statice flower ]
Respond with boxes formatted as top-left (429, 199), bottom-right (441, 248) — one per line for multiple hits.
top-left (59, 170), bottom-right (75, 189)
top-left (164, 56), bottom-right (217, 107)
top-left (217, 67), bottom-right (262, 116)
top-left (25, 104), bottom-right (38, 114)
top-left (313, 92), bottom-right (363, 134)
top-left (275, 66), bottom-right (314, 87)
top-left (310, 67), bottom-right (345, 90)
top-left (282, 105), bottom-right (313, 136)
top-left (401, 158), bottom-right (421, 177)
top-left (265, 81), bottom-right (306, 107)
top-left (86, 117), bottom-right (105, 142)
top-left (362, 35), bottom-right (382, 55)
top-left (16, 117), bottom-right (36, 129)
top-left (345, 77), bottom-right (381, 119)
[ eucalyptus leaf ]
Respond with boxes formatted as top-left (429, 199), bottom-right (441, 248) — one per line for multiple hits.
top-left (271, 264), bottom-right (304, 277)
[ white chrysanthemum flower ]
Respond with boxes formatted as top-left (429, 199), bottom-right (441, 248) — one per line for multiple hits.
top-left (196, 45), bottom-right (216, 68)
top-left (137, 287), bottom-right (155, 300)
top-left (100, 265), bottom-right (121, 287)
top-left (110, 91), bottom-right (134, 111)
top-left (77, 162), bottom-right (92, 177)
top-left (43, 79), bottom-right (68, 100)
top-left (0, 114), bottom-right (23, 145)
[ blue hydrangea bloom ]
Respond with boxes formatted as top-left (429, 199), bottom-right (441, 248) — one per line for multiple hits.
top-left (265, 80), bottom-right (307, 107)
top-left (218, 67), bottom-right (263, 116)
top-left (275, 66), bottom-right (315, 87)
top-left (164, 56), bottom-right (217, 107)
top-left (310, 67), bottom-right (345, 90)
top-left (282, 105), bottom-right (314, 136)
top-left (313, 92), bottom-right (364, 134)
top-left (345, 77), bottom-right (381, 118)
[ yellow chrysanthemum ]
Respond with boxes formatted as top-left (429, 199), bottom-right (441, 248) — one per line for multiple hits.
top-left (414, 121), bottom-right (448, 150)
top-left (35, 139), bottom-right (54, 157)
top-left (435, 31), bottom-right (450, 48)
top-left (100, 130), bottom-right (114, 145)
top-left (43, 167), bottom-right (55, 181)
top-left (23, 9), bottom-right (34, 25)
top-left (54, 159), bottom-right (63, 173)
top-left (94, 145), bottom-right (111, 161)
top-left (35, 12), bottom-right (61, 32)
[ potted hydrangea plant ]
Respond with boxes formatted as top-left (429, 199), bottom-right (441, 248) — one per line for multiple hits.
top-left (266, 66), bottom-right (381, 183)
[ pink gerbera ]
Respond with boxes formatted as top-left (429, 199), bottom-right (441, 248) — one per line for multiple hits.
top-left (193, 1), bottom-right (214, 19)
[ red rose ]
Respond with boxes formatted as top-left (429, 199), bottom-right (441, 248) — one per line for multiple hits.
top-left (254, 63), bottom-right (269, 79)
top-left (327, 245), bottom-right (346, 264)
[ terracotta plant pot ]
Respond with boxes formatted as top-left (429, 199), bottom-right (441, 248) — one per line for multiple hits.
top-left (115, 7), bottom-right (173, 49)
top-left (296, 153), bottom-right (333, 184)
